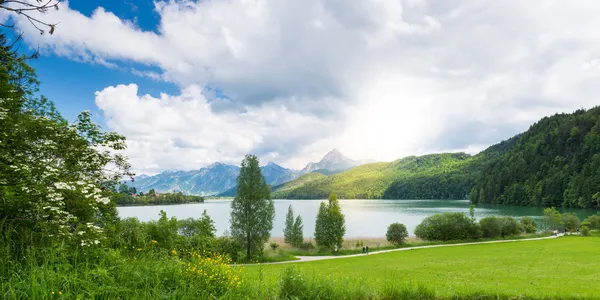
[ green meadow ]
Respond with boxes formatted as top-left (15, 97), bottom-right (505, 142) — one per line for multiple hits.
top-left (244, 236), bottom-right (600, 299)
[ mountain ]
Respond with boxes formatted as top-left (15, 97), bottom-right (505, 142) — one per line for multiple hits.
top-left (130, 162), bottom-right (297, 196)
top-left (274, 107), bottom-right (600, 209)
top-left (300, 149), bottom-right (360, 175)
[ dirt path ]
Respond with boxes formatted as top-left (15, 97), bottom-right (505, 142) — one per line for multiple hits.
top-left (239, 234), bottom-right (564, 266)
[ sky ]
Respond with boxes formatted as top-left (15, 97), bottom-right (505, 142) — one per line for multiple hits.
top-left (3, 0), bottom-right (600, 175)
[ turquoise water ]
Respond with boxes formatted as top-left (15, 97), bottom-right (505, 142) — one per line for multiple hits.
top-left (117, 199), bottom-right (597, 237)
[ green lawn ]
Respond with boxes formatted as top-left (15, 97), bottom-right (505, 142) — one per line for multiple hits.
top-left (244, 236), bottom-right (600, 298)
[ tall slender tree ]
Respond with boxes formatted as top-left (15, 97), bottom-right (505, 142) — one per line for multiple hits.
top-left (284, 205), bottom-right (294, 245)
top-left (230, 155), bottom-right (275, 260)
top-left (314, 192), bottom-right (346, 250)
top-left (292, 215), bottom-right (304, 247)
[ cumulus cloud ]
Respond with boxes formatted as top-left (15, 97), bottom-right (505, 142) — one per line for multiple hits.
top-left (11, 0), bottom-right (600, 170)
top-left (95, 84), bottom-right (334, 174)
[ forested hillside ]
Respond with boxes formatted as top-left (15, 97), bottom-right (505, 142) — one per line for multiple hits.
top-left (470, 108), bottom-right (600, 208)
top-left (382, 137), bottom-right (517, 200)
top-left (272, 153), bottom-right (477, 199)
top-left (275, 107), bottom-right (600, 208)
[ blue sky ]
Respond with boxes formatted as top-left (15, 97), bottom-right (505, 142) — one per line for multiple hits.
top-left (5, 0), bottom-right (600, 174)
top-left (25, 1), bottom-right (176, 124)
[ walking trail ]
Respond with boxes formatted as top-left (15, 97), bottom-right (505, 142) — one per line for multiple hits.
top-left (240, 234), bottom-right (565, 266)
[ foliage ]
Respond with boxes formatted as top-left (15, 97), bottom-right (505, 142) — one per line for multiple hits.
top-left (178, 210), bottom-right (216, 238)
top-left (112, 190), bottom-right (204, 206)
top-left (471, 107), bottom-right (600, 208)
top-left (499, 216), bottom-right (522, 237)
top-left (583, 214), bottom-right (600, 229)
top-left (580, 225), bottom-right (591, 236)
top-left (314, 192), bottom-right (346, 250)
top-left (270, 242), bottom-right (279, 251)
top-left (291, 215), bottom-right (304, 248)
top-left (519, 216), bottom-right (538, 234)
top-left (561, 213), bottom-right (580, 232)
top-left (479, 216), bottom-right (503, 238)
top-left (386, 223), bottom-right (409, 245)
top-left (284, 205), bottom-right (294, 245)
top-left (0, 34), bottom-right (132, 255)
top-left (414, 213), bottom-right (481, 241)
top-left (542, 207), bottom-right (563, 231)
top-left (183, 251), bottom-right (243, 296)
top-left (230, 154), bottom-right (275, 260)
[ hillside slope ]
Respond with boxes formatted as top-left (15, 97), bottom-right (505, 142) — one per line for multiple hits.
top-left (273, 153), bottom-right (477, 199)
top-left (470, 107), bottom-right (600, 208)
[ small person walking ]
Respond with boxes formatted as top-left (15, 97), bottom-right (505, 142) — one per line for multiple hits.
top-left (362, 247), bottom-right (365, 254)
top-left (366, 246), bottom-right (369, 254)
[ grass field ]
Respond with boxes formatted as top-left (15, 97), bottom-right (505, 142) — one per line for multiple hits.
top-left (244, 236), bottom-right (600, 299)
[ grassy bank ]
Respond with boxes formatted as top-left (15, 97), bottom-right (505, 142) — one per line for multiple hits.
top-left (263, 233), bottom-right (552, 259)
top-left (245, 236), bottom-right (600, 298)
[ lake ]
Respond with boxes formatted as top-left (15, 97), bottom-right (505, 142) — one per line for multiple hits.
top-left (117, 199), bottom-right (597, 238)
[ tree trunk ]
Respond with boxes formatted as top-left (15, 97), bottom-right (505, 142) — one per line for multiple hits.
top-left (247, 233), bottom-right (251, 260)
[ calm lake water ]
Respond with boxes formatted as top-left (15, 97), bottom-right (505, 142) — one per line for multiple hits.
top-left (117, 199), bottom-right (597, 238)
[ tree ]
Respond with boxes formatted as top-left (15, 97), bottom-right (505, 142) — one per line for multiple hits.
top-left (415, 213), bottom-right (481, 241)
top-left (118, 183), bottom-right (130, 194)
top-left (519, 217), bottom-right (538, 234)
top-left (542, 207), bottom-right (562, 231)
top-left (561, 213), bottom-right (580, 232)
top-left (499, 216), bottom-right (522, 237)
top-left (314, 192), bottom-right (346, 250)
top-left (479, 216), bottom-right (503, 238)
top-left (386, 223), bottom-right (408, 245)
top-left (0, 38), bottom-right (132, 253)
top-left (291, 215), bottom-right (304, 247)
top-left (469, 203), bottom-right (476, 222)
top-left (283, 205), bottom-right (294, 245)
top-left (583, 214), bottom-right (600, 230)
top-left (230, 154), bottom-right (274, 260)
top-left (178, 210), bottom-right (216, 238)
top-left (0, 0), bottom-right (60, 35)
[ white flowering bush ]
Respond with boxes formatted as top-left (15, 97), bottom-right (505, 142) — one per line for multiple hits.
top-left (0, 39), bottom-right (132, 252)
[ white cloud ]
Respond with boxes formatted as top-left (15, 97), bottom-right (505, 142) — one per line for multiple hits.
top-left (95, 84), bottom-right (334, 174)
top-left (11, 0), bottom-right (600, 171)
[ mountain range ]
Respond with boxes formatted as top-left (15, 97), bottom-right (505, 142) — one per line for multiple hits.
top-left (129, 149), bottom-right (363, 196)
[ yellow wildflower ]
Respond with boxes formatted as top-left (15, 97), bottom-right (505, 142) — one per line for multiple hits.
top-left (137, 248), bottom-right (142, 251)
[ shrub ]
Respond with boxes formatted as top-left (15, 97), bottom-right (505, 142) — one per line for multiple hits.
top-left (499, 216), bottom-right (522, 237)
top-left (183, 251), bottom-right (243, 296)
top-left (270, 242), bottom-right (280, 251)
top-left (479, 216), bottom-right (503, 238)
top-left (300, 242), bottom-right (315, 251)
top-left (581, 225), bottom-right (591, 236)
top-left (414, 213), bottom-right (481, 241)
top-left (561, 213), bottom-right (580, 232)
top-left (583, 214), bottom-right (600, 230)
top-left (519, 217), bottom-right (538, 234)
top-left (212, 237), bottom-right (242, 263)
top-left (386, 223), bottom-right (409, 245)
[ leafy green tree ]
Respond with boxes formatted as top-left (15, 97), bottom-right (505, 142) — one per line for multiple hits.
top-left (386, 223), bottom-right (408, 245)
top-left (118, 184), bottom-right (130, 194)
top-left (291, 215), bottom-right (304, 247)
top-left (581, 225), bottom-right (591, 236)
top-left (519, 217), bottom-right (538, 234)
top-left (469, 204), bottom-right (476, 222)
top-left (230, 155), bottom-right (275, 260)
top-left (314, 192), bottom-right (346, 250)
top-left (561, 213), bottom-right (580, 232)
top-left (0, 36), bottom-right (132, 253)
top-left (284, 205), bottom-right (294, 245)
top-left (479, 216), bottom-right (503, 238)
top-left (542, 207), bottom-right (562, 231)
top-left (583, 214), bottom-right (600, 229)
top-left (499, 217), bottom-right (522, 237)
top-left (178, 210), bottom-right (216, 238)
top-left (415, 213), bottom-right (481, 241)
